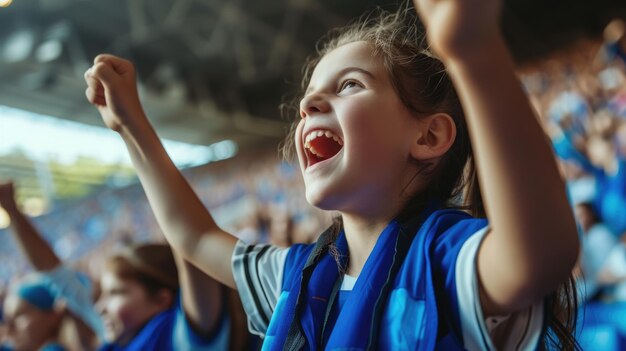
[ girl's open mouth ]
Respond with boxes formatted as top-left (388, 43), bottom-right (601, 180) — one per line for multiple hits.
top-left (304, 129), bottom-right (343, 168)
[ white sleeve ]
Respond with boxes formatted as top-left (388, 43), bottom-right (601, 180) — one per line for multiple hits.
top-left (456, 227), bottom-right (544, 351)
top-left (231, 240), bottom-right (289, 337)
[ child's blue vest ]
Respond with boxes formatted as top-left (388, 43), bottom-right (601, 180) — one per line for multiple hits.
top-left (263, 209), bottom-right (488, 350)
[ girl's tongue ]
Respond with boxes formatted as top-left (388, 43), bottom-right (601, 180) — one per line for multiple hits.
top-left (306, 132), bottom-right (343, 167)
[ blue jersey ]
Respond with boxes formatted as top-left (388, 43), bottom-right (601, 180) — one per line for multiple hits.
top-left (232, 209), bottom-right (545, 350)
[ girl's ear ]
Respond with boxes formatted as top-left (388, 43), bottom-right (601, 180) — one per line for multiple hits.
top-left (154, 289), bottom-right (174, 310)
top-left (410, 113), bottom-right (456, 161)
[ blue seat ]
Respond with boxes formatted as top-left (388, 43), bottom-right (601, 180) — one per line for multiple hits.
top-left (577, 302), bottom-right (626, 350)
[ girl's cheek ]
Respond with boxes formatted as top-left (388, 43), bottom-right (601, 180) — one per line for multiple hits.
top-left (295, 120), bottom-right (305, 146)
top-left (13, 315), bottom-right (30, 331)
top-left (109, 297), bottom-right (130, 323)
top-left (295, 121), bottom-right (307, 168)
top-left (103, 297), bottom-right (132, 341)
top-left (102, 297), bottom-right (126, 330)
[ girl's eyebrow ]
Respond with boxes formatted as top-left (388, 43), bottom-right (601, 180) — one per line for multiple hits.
top-left (306, 66), bottom-right (376, 95)
top-left (337, 66), bottom-right (376, 80)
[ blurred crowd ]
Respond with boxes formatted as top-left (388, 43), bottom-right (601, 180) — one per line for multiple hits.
top-left (0, 149), bottom-right (332, 285)
top-left (521, 22), bottom-right (626, 348)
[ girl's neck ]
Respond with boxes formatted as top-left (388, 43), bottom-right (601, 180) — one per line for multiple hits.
top-left (341, 213), bottom-right (394, 277)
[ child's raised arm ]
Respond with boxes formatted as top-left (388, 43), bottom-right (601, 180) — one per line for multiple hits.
top-left (0, 181), bottom-right (61, 271)
top-left (413, 0), bottom-right (579, 316)
top-left (173, 251), bottom-right (225, 338)
top-left (84, 54), bottom-right (238, 288)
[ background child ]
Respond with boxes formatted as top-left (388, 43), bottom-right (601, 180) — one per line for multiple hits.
top-left (2, 276), bottom-right (72, 351)
top-left (96, 243), bottom-right (253, 351)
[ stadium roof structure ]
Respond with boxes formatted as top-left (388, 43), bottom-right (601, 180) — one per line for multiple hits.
top-left (0, 0), bottom-right (624, 149)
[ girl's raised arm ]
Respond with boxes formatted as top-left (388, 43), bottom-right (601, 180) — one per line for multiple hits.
top-left (413, 0), bottom-right (579, 316)
top-left (84, 54), bottom-right (238, 288)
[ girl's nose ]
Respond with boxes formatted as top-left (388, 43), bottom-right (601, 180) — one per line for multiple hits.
top-left (300, 93), bottom-right (330, 118)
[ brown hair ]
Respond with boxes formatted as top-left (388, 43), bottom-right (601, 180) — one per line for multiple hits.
top-left (105, 243), bottom-right (179, 299)
top-left (281, 6), bottom-right (578, 350)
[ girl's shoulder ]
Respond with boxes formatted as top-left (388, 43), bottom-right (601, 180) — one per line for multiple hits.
top-left (425, 208), bottom-right (488, 240)
top-left (395, 208), bottom-right (488, 265)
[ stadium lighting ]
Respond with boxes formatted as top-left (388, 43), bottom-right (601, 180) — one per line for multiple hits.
top-left (2, 29), bottom-right (36, 63)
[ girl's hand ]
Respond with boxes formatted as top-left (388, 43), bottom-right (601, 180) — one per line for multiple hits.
top-left (412, 0), bottom-right (502, 60)
top-left (84, 54), bottom-right (147, 133)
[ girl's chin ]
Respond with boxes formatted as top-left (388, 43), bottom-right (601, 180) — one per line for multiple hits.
top-left (104, 333), bottom-right (117, 343)
top-left (305, 195), bottom-right (328, 210)
top-left (305, 190), bottom-right (339, 212)
top-left (305, 186), bottom-right (326, 207)
top-left (103, 329), bottom-right (120, 343)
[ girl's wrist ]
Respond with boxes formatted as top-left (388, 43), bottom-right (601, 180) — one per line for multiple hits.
top-left (439, 32), bottom-right (509, 71)
top-left (117, 114), bottom-right (157, 146)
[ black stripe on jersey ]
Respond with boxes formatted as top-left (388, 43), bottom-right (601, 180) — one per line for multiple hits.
top-left (255, 245), bottom-right (273, 313)
top-left (244, 245), bottom-right (270, 326)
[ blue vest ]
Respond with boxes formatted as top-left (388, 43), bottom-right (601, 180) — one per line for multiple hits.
top-left (263, 209), bottom-right (488, 350)
top-left (98, 293), bottom-right (229, 351)
top-left (98, 307), bottom-right (176, 351)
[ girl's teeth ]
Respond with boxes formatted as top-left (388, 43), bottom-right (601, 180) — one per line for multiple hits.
top-left (304, 129), bottom-right (344, 154)
top-left (306, 130), bottom-right (341, 143)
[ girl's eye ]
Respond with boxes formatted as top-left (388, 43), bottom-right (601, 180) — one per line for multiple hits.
top-left (338, 80), bottom-right (361, 93)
